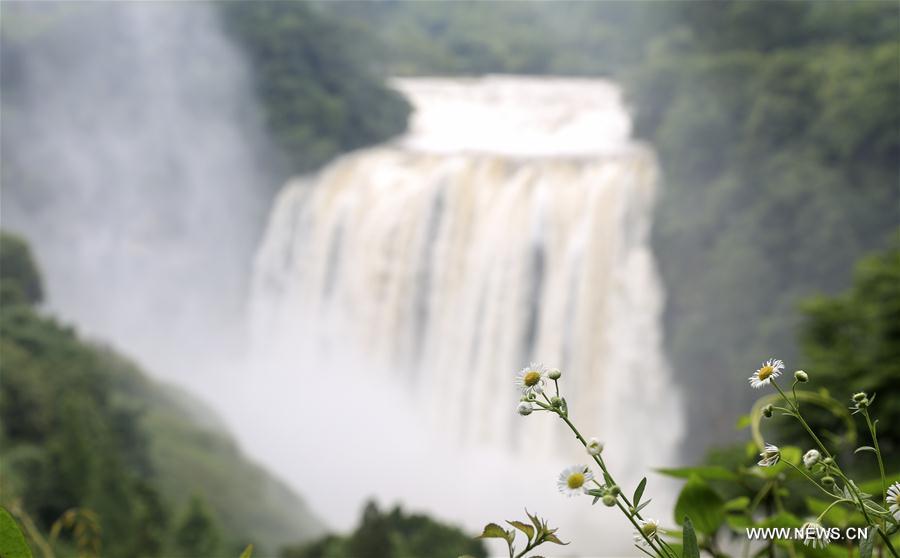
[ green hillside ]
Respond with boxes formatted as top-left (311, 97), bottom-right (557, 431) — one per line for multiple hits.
top-left (0, 231), bottom-right (324, 557)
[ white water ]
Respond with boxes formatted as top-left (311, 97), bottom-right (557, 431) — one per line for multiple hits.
top-left (247, 77), bottom-right (683, 554)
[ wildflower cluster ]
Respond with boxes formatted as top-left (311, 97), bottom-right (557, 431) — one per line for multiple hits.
top-left (484, 363), bottom-right (679, 558)
top-left (479, 359), bottom-right (896, 558)
top-left (752, 358), bottom-right (899, 556)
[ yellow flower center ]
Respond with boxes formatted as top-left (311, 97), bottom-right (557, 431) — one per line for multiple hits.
top-left (893, 493), bottom-right (900, 505)
top-left (524, 371), bottom-right (541, 387)
top-left (641, 523), bottom-right (658, 537)
top-left (757, 365), bottom-right (774, 381)
top-left (566, 472), bottom-right (585, 490)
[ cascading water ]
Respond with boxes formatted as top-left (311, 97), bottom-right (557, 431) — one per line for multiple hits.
top-left (248, 77), bottom-right (683, 552)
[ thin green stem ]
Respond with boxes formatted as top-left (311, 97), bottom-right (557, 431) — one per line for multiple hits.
top-left (878, 528), bottom-right (900, 558)
top-left (862, 409), bottom-right (887, 504)
top-left (771, 380), bottom-right (834, 461)
top-left (815, 499), bottom-right (853, 523)
top-left (554, 410), bottom-right (672, 558)
top-left (614, 500), bottom-right (671, 558)
top-left (769, 379), bottom-right (885, 549)
top-left (781, 460), bottom-right (837, 500)
top-left (512, 539), bottom-right (534, 558)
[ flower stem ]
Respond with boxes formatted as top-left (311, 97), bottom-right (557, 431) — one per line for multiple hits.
top-left (861, 409), bottom-right (887, 504)
top-left (769, 379), bottom-right (893, 556)
top-left (554, 410), bottom-right (675, 558)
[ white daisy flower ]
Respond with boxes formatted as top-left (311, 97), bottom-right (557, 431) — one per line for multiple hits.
top-left (516, 363), bottom-right (547, 394)
top-left (801, 521), bottom-right (830, 549)
top-left (586, 438), bottom-right (604, 456)
top-left (888, 482), bottom-right (900, 521)
top-left (749, 358), bottom-right (784, 388)
top-left (633, 518), bottom-right (660, 547)
top-left (758, 443), bottom-right (781, 467)
top-left (802, 449), bottom-right (821, 469)
top-left (557, 465), bottom-right (593, 497)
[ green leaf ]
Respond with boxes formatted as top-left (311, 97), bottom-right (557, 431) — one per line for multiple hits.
top-left (725, 514), bottom-right (753, 530)
top-left (724, 496), bottom-right (750, 512)
top-left (525, 509), bottom-right (542, 534)
top-left (658, 466), bottom-right (737, 481)
top-left (634, 477), bottom-right (647, 506)
top-left (506, 520), bottom-right (534, 541)
top-left (674, 475), bottom-right (725, 535)
top-left (0, 507), bottom-right (33, 558)
top-left (854, 446), bottom-right (877, 454)
top-left (239, 544), bottom-right (254, 558)
top-left (543, 533), bottom-right (568, 545)
top-left (859, 526), bottom-right (876, 558)
top-left (682, 516), bottom-right (700, 558)
top-left (478, 523), bottom-right (509, 540)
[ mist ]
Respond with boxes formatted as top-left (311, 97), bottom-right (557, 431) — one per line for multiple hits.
top-left (1, 2), bottom-right (272, 402)
top-left (3, 2), bottom-right (896, 557)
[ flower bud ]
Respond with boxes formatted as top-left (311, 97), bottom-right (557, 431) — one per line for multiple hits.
top-left (822, 457), bottom-right (833, 465)
top-left (548, 368), bottom-right (561, 380)
top-left (526, 392), bottom-right (537, 401)
top-left (609, 485), bottom-right (621, 496)
top-left (586, 438), bottom-right (604, 456)
top-left (517, 402), bottom-right (533, 416)
top-left (794, 370), bottom-right (808, 383)
top-left (853, 392), bottom-right (867, 402)
top-left (550, 396), bottom-right (562, 408)
top-left (821, 475), bottom-right (835, 487)
top-left (802, 449), bottom-right (821, 469)
top-left (762, 404), bottom-right (773, 418)
top-left (857, 398), bottom-right (869, 409)
top-left (602, 494), bottom-right (616, 507)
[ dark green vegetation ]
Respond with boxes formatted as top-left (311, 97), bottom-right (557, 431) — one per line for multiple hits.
top-left (313, 2), bottom-right (648, 77)
top-left (280, 501), bottom-right (486, 558)
top-left (801, 238), bottom-right (900, 457)
top-left (312, 0), bottom-right (899, 453)
top-left (660, 445), bottom-right (900, 558)
top-left (0, 232), bottom-right (324, 556)
top-left (627, 2), bottom-right (899, 449)
top-left (218, 2), bottom-right (410, 177)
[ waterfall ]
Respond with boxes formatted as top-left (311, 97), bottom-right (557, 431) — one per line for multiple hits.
top-left (248, 77), bottom-right (683, 544)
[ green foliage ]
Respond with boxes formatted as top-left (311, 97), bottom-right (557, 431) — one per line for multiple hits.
top-left (282, 501), bottom-right (486, 558)
top-left (682, 516), bottom-right (699, 558)
top-left (0, 233), bottom-right (324, 555)
top-left (0, 507), bottom-right (33, 558)
top-left (218, 2), bottom-right (410, 177)
top-left (0, 232), bottom-right (43, 306)
top-left (314, 2), bottom-right (653, 77)
top-left (800, 238), bottom-right (900, 457)
top-left (625, 2), bottom-right (900, 453)
top-left (674, 476), bottom-right (725, 535)
top-left (477, 509), bottom-right (566, 558)
top-left (174, 495), bottom-right (221, 558)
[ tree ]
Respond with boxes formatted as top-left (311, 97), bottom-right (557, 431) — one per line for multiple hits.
top-left (800, 235), bottom-right (900, 458)
top-left (0, 231), bottom-right (43, 305)
top-left (174, 495), bottom-right (222, 558)
top-left (346, 501), bottom-right (392, 558)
